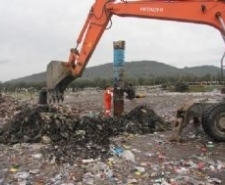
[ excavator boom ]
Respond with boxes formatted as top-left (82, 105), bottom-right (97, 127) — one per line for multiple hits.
top-left (46, 0), bottom-right (225, 103)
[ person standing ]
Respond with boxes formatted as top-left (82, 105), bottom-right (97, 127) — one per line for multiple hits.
top-left (104, 86), bottom-right (114, 117)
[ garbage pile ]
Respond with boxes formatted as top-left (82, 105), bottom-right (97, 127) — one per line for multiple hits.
top-left (0, 95), bottom-right (171, 161)
top-left (0, 94), bottom-right (22, 126)
top-left (125, 105), bottom-right (168, 133)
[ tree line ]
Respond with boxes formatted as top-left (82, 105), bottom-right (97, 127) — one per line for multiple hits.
top-left (0, 73), bottom-right (224, 92)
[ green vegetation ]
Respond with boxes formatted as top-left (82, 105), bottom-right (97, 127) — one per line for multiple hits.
top-left (174, 82), bottom-right (189, 92)
top-left (188, 85), bottom-right (219, 92)
top-left (2, 60), bottom-right (225, 93)
top-left (1, 75), bottom-right (224, 93)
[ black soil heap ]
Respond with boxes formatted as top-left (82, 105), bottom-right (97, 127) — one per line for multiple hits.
top-left (0, 95), bottom-right (170, 162)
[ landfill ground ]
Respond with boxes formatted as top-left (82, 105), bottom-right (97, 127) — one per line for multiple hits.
top-left (0, 87), bottom-right (225, 185)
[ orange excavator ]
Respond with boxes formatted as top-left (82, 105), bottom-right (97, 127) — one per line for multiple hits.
top-left (41, 0), bottom-right (225, 141)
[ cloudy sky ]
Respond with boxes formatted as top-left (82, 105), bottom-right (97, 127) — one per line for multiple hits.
top-left (0, 0), bottom-right (225, 82)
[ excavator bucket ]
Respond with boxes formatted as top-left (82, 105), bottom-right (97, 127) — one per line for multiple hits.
top-left (46, 61), bottom-right (75, 103)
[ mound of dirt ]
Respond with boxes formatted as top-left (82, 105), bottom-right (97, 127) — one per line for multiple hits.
top-left (0, 97), bottom-right (170, 161)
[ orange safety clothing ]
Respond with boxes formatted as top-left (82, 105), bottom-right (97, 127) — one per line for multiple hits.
top-left (104, 87), bottom-right (113, 116)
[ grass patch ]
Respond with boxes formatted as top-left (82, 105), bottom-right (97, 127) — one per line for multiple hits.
top-left (189, 85), bottom-right (219, 92)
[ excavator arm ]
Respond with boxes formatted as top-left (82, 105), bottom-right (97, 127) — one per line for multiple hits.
top-left (46, 0), bottom-right (225, 103)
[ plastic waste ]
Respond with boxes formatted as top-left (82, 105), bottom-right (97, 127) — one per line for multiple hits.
top-left (111, 147), bottom-right (124, 157)
top-left (135, 166), bottom-right (146, 173)
top-left (14, 172), bottom-right (30, 179)
top-left (121, 150), bottom-right (135, 163)
top-left (206, 141), bottom-right (214, 148)
top-left (82, 159), bottom-right (95, 163)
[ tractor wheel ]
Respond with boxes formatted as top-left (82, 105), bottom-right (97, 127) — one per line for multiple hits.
top-left (202, 103), bottom-right (225, 142)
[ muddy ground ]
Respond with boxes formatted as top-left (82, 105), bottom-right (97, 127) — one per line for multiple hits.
top-left (0, 88), bottom-right (225, 185)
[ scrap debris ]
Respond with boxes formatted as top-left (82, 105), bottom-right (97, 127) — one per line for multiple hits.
top-left (0, 93), bottom-right (224, 184)
top-left (0, 94), bottom-right (170, 161)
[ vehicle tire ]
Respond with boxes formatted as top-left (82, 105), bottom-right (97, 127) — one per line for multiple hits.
top-left (202, 103), bottom-right (225, 142)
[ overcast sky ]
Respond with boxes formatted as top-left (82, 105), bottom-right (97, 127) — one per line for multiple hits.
top-left (0, 0), bottom-right (225, 82)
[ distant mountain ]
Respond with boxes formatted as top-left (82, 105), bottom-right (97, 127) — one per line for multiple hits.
top-left (8, 72), bottom-right (47, 83)
top-left (180, 66), bottom-right (221, 77)
top-left (7, 60), bottom-right (222, 83)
